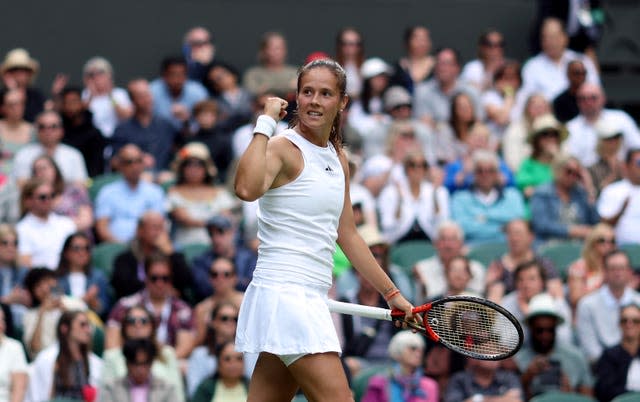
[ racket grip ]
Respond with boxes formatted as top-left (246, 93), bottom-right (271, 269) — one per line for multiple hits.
top-left (326, 299), bottom-right (393, 321)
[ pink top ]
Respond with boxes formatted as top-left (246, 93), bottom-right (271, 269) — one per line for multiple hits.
top-left (568, 258), bottom-right (604, 294)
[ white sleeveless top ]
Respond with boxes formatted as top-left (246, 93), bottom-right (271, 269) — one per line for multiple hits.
top-left (253, 129), bottom-right (345, 288)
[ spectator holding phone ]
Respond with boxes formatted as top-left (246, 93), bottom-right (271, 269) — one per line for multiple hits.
top-left (515, 293), bottom-right (593, 399)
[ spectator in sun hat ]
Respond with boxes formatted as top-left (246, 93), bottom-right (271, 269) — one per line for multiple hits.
top-left (167, 141), bottom-right (238, 247)
top-left (588, 115), bottom-right (625, 196)
top-left (348, 58), bottom-right (394, 152)
top-left (516, 113), bottom-right (568, 199)
top-left (514, 293), bottom-right (593, 399)
top-left (0, 48), bottom-right (45, 122)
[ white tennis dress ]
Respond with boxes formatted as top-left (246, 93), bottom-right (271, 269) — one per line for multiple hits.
top-left (236, 129), bottom-right (345, 355)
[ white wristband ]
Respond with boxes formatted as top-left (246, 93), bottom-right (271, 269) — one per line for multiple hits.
top-left (253, 115), bottom-right (277, 138)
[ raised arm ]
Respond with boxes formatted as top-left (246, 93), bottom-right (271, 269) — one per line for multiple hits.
top-left (234, 97), bottom-right (289, 201)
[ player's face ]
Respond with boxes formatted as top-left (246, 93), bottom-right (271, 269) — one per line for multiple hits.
top-left (296, 67), bottom-right (347, 135)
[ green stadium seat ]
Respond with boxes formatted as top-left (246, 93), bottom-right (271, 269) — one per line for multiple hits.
top-left (530, 391), bottom-right (596, 402)
top-left (611, 392), bottom-right (640, 402)
top-left (390, 240), bottom-right (436, 277)
top-left (467, 241), bottom-right (508, 267)
top-left (88, 172), bottom-right (121, 203)
top-left (91, 242), bottom-right (127, 277)
top-left (351, 364), bottom-right (390, 402)
top-left (537, 241), bottom-right (583, 281)
top-left (619, 243), bottom-right (640, 269)
top-left (180, 242), bottom-right (210, 265)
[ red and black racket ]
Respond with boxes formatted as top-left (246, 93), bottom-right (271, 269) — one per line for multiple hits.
top-left (327, 295), bottom-right (523, 360)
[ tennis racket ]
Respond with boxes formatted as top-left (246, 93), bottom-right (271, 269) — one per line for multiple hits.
top-left (327, 295), bottom-right (523, 360)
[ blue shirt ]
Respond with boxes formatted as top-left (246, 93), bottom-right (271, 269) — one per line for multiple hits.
top-left (111, 116), bottom-right (177, 170)
top-left (95, 179), bottom-right (166, 242)
top-left (149, 78), bottom-right (208, 130)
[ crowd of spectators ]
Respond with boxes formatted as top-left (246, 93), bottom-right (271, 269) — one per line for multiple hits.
top-left (0, 9), bottom-right (639, 402)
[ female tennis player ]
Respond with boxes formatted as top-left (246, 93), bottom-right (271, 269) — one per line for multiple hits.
top-left (234, 58), bottom-right (415, 401)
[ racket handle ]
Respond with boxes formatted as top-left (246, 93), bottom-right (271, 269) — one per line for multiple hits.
top-left (326, 299), bottom-right (392, 321)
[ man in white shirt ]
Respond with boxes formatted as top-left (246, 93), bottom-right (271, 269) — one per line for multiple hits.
top-left (575, 250), bottom-right (640, 364)
top-left (521, 17), bottom-right (599, 102)
top-left (598, 149), bottom-right (640, 245)
top-left (565, 83), bottom-right (640, 167)
top-left (414, 221), bottom-right (485, 302)
top-left (12, 110), bottom-right (88, 187)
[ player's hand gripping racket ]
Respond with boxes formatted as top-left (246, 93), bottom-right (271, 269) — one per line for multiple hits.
top-left (327, 295), bottom-right (523, 360)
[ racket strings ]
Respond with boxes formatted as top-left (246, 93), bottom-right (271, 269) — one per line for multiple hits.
top-left (427, 301), bottom-right (521, 359)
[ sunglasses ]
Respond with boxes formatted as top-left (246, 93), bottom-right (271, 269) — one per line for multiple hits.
top-left (620, 317), bottom-right (640, 325)
top-left (148, 274), bottom-right (171, 283)
top-left (595, 237), bottom-right (616, 245)
top-left (475, 167), bottom-right (497, 174)
top-left (37, 123), bottom-right (62, 130)
top-left (125, 316), bottom-right (151, 326)
top-left (189, 39), bottom-right (211, 47)
top-left (577, 94), bottom-right (599, 102)
top-left (209, 270), bottom-right (234, 279)
top-left (569, 69), bottom-right (587, 76)
top-left (482, 40), bottom-right (504, 48)
top-left (122, 157), bottom-right (143, 166)
top-left (564, 168), bottom-right (581, 178)
top-left (184, 159), bottom-right (205, 167)
top-left (217, 314), bottom-right (238, 323)
top-left (406, 161), bottom-right (428, 169)
top-left (70, 244), bottom-right (91, 252)
top-left (0, 239), bottom-right (17, 247)
top-left (34, 192), bottom-right (55, 201)
top-left (539, 129), bottom-right (560, 138)
top-left (221, 354), bottom-right (244, 362)
top-left (129, 360), bottom-right (153, 367)
top-left (533, 327), bottom-right (555, 335)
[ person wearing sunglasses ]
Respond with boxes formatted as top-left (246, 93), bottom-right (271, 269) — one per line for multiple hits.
top-left (102, 338), bottom-right (178, 402)
top-left (102, 305), bottom-right (185, 402)
top-left (193, 257), bottom-right (243, 346)
top-left (95, 144), bottom-right (166, 244)
top-left (57, 233), bottom-right (111, 317)
top-left (191, 340), bottom-right (249, 402)
top-left (13, 110), bottom-right (88, 189)
top-left (595, 302), bottom-right (640, 401)
top-left (27, 310), bottom-right (103, 402)
top-left (530, 154), bottom-right (599, 243)
top-left (378, 150), bottom-right (449, 245)
top-left (461, 29), bottom-right (507, 94)
top-left (451, 149), bottom-right (525, 246)
top-left (552, 60), bottom-right (587, 123)
top-left (515, 293), bottom-right (593, 400)
top-left (187, 301), bottom-right (254, 398)
top-left (106, 253), bottom-right (195, 360)
top-left (567, 223), bottom-right (616, 316)
top-left (16, 178), bottom-right (76, 269)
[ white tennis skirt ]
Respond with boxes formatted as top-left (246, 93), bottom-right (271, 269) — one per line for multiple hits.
top-left (235, 276), bottom-right (342, 355)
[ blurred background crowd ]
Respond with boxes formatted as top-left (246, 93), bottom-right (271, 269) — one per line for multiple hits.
top-left (0, 1), bottom-right (640, 401)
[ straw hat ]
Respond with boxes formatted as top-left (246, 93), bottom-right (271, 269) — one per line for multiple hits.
top-left (0, 48), bottom-right (39, 75)
top-left (525, 293), bottom-right (564, 325)
top-left (357, 224), bottom-right (387, 247)
top-left (527, 114), bottom-right (568, 144)
top-left (172, 142), bottom-right (217, 178)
